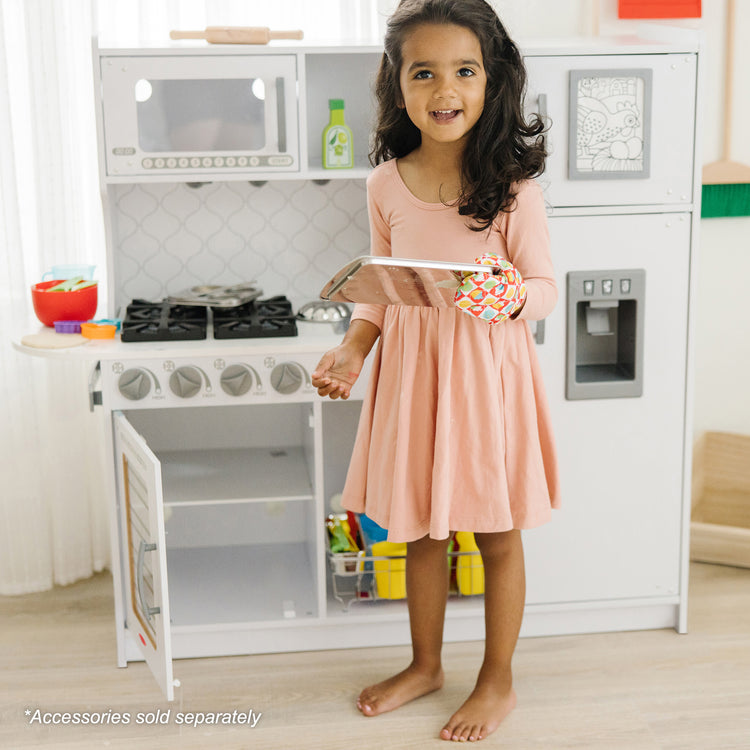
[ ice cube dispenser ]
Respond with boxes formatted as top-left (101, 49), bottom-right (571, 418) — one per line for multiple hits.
top-left (566, 269), bottom-right (645, 400)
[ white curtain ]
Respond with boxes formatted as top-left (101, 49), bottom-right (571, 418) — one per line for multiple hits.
top-left (0, 0), bottom-right (110, 595)
top-left (0, 0), bottom-right (379, 595)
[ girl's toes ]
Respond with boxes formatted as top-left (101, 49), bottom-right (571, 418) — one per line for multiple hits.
top-left (357, 691), bottom-right (376, 715)
top-left (452, 723), bottom-right (470, 742)
top-left (467, 724), bottom-right (483, 741)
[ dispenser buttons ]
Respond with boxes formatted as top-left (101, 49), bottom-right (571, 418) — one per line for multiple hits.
top-left (602, 279), bottom-right (613, 295)
top-left (620, 278), bottom-right (632, 294)
top-left (583, 280), bottom-right (595, 296)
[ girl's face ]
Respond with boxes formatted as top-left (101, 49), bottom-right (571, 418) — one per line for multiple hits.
top-left (397, 23), bottom-right (487, 151)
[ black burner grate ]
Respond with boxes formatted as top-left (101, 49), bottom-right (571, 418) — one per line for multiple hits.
top-left (212, 295), bottom-right (297, 339)
top-left (120, 300), bottom-right (208, 342)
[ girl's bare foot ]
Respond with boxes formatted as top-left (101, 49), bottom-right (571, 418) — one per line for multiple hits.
top-left (357, 662), bottom-right (444, 717)
top-left (439, 673), bottom-right (516, 742)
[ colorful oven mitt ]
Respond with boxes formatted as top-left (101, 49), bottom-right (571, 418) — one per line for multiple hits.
top-left (454, 253), bottom-right (527, 325)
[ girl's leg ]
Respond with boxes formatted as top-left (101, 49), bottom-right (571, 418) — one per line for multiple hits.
top-left (440, 529), bottom-right (525, 742)
top-left (357, 534), bottom-right (450, 716)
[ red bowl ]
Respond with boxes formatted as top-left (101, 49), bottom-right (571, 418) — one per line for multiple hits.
top-left (31, 280), bottom-right (98, 327)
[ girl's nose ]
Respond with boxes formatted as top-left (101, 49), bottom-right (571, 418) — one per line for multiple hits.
top-left (433, 75), bottom-right (457, 99)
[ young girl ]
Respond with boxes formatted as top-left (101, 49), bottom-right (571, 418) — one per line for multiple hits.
top-left (312, 0), bottom-right (559, 742)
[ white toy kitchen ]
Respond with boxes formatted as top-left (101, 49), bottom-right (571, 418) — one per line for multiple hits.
top-left (19, 32), bottom-right (702, 700)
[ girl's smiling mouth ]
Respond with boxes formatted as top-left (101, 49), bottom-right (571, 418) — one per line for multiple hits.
top-left (431, 109), bottom-right (461, 121)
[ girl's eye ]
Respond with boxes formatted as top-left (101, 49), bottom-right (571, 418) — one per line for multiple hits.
top-left (414, 70), bottom-right (432, 80)
top-left (458, 67), bottom-right (475, 77)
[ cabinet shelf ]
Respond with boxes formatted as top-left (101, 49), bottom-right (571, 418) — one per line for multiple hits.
top-left (167, 543), bottom-right (318, 626)
top-left (304, 165), bottom-right (371, 181)
top-left (101, 167), bottom-right (372, 184)
top-left (159, 447), bottom-right (313, 506)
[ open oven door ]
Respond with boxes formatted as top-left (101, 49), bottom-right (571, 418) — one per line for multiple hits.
top-left (113, 411), bottom-right (176, 701)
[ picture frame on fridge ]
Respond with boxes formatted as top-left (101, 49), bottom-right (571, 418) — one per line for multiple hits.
top-left (568, 68), bottom-right (653, 180)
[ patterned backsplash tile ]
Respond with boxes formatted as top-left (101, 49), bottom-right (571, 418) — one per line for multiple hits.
top-left (110, 179), bottom-right (370, 313)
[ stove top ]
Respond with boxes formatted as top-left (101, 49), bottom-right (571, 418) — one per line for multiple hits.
top-left (120, 296), bottom-right (297, 343)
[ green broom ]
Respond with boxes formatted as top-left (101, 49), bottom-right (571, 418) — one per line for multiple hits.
top-left (702, 0), bottom-right (750, 217)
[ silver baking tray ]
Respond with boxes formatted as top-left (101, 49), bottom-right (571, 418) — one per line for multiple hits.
top-left (168, 282), bottom-right (262, 308)
top-left (320, 256), bottom-right (498, 307)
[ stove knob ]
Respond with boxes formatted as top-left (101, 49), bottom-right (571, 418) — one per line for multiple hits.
top-left (270, 362), bottom-right (305, 395)
top-left (118, 368), bottom-right (151, 401)
top-left (169, 366), bottom-right (202, 398)
top-left (220, 364), bottom-right (254, 396)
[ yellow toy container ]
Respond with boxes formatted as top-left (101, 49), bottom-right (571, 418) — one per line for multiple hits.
top-left (455, 532), bottom-right (485, 595)
top-left (371, 541), bottom-right (407, 599)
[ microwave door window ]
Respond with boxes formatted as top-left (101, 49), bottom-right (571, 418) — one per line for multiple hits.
top-left (135, 78), bottom-right (267, 152)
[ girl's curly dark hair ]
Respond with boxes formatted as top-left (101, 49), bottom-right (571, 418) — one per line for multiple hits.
top-left (370, 0), bottom-right (547, 231)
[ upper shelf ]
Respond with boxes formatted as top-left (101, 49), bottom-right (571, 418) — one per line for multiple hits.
top-left (94, 32), bottom-right (701, 186)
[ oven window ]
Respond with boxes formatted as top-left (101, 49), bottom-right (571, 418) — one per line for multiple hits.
top-left (135, 78), bottom-right (267, 152)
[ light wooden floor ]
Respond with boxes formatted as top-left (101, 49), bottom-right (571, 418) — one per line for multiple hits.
top-left (1, 562), bottom-right (749, 749)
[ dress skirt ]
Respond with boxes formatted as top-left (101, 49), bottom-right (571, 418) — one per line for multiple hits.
top-left (341, 305), bottom-right (560, 543)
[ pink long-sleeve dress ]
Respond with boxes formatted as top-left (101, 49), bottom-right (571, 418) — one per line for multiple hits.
top-left (341, 158), bottom-right (560, 543)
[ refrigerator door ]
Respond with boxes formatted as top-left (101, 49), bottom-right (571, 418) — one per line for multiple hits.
top-left (525, 53), bottom-right (696, 208)
top-left (525, 212), bottom-right (690, 604)
top-left (113, 411), bottom-right (175, 700)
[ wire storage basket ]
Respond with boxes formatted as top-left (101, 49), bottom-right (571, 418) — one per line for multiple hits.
top-left (326, 534), bottom-right (485, 611)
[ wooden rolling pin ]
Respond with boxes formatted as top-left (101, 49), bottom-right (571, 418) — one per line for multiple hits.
top-left (170, 26), bottom-right (303, 45)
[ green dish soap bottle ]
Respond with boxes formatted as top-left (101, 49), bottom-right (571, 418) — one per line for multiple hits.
top-left (322, 99), bottom-right (353, 169)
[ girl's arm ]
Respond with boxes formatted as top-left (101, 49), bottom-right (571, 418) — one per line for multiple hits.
top-left (503, 180), bottom-right (557, 321)
top-left (312, 169), bottom-right (391, 400)
top-left (346, 170), bottom-right (391, 331)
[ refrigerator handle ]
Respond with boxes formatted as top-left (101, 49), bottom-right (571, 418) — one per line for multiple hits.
top-left (534, 319), bottom-right (546, 346)
top-left (537, 93), bottom-right (548, 124)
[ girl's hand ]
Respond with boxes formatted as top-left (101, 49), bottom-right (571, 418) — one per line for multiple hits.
top-left (454, 253), bottom-right (527, 325)
top-left (311, 344), bottom-right (365, 400)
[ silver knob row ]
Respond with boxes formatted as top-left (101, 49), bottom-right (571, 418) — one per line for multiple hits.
top-left (117, 362), bottom-right (308, 401)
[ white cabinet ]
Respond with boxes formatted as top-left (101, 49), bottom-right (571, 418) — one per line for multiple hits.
top-left (112, 402), bottom-right (322, 696)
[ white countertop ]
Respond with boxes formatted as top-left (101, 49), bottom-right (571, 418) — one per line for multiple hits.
top-left (13, 323), bottom-right (346, 361)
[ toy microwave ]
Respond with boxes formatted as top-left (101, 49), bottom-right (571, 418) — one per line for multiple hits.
top-left (97, 52), bottom-right (299, 177)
